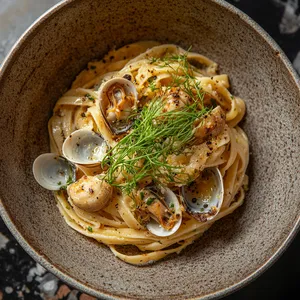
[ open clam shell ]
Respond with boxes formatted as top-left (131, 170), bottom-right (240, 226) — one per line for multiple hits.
top-left (62, 129), bottom-right (107, 165)
top-left (182, 167), bottom-right (224, 222)
top-left (33, 153), bottom-right (76, 190)
top-left (99, 77), bottom-right (138, 135)
top-left (144, 186), bottom-right (182, 237)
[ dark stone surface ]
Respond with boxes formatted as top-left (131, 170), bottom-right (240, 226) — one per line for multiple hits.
top-left (0, 0), bottom-right (299, 299)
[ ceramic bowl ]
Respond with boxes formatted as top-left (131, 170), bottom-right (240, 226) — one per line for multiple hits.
top-left (0, 0), bottom-right (299, 299)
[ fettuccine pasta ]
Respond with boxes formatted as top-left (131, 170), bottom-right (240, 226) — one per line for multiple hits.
top-left (48, 42), bottom-right (249, 265)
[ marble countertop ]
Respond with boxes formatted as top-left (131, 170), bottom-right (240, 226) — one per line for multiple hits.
top-left (0, 0), bottom-right (299, 299)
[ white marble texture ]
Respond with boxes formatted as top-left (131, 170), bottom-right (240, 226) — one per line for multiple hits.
top-left (272, 0), bottom-right (300, 34)
top-left (293, 51), bottom-right (300, 73)
top-left (0, 232), bottom-right (9, 249)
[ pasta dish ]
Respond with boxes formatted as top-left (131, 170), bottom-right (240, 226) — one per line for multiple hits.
top-left (33, 42), bottom-right (249, 265)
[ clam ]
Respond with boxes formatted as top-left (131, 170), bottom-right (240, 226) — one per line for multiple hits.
top-left (33, 153), bottom-right (76, 190)
top-left (182, 167), bottom-right (224, 222)
top-left (62, 129), bottom-right (107, 165)
top-left (142, 185), bottom-right (182, 237)
top-left (99, 77), bottom-right (138, 135)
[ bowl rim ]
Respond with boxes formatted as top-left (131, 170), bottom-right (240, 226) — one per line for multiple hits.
top-left (0, 0), bottom-right (299, 299)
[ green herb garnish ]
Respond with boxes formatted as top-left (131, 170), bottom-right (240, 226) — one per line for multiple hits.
top-left (60, 174), bottom-right (74, 190)
top-left (154, 49), bottom-right (205, 103)
top-left (140, 191), bottom-right (145, 200)
top-left (85, 93), bottom-right (95, 101)
top-left (66, 174), bottom-right (74, 186)
top-left (102, 48), bottom-right (211, 194)
top-left (146, 198), bottom-right (155, 205)
top-left (149, 57), bottom-right (159, 64)
top-left (87, 226), bottom-right (93, 232)
top-left (148, 76), bottom-right (158, 92)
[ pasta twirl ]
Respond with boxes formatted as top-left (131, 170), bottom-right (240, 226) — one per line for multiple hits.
top-left (47, 42), bottom-right (249, 265)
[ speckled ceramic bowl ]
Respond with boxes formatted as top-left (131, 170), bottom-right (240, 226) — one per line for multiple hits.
top-left (0, 0), bottom-right (299, 299)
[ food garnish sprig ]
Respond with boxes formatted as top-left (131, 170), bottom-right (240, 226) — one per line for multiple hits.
top-left (102, 49), bottom-right (211, 194)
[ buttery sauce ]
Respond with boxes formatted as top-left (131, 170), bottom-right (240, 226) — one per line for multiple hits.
top-left (183, 169), bottom-right (217, 213)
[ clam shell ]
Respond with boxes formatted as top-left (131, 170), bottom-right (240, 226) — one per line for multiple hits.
top-left (99, 77), bottom-right (138, 135)
top-left (146, 186), bottom-right (182, 237)
top-left (182, 167), bottom-right (224, 222)
top-left (62, 129), bottom-right (107, 165)
top-left (33, 153), bottom-right (76, 190)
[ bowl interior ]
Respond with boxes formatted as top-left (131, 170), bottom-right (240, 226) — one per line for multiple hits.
top-left (0, 0), bottom-right (299, 299)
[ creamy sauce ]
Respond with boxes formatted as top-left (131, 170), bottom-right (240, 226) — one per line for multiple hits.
top-left (184, 169), bottom-right (216, 212)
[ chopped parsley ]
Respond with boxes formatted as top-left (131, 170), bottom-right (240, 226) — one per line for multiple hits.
top-left (85, 93), bottom-right (95, 102)
top-left (59, 174), bottom-right (74, 190)
top-left (146, 197), bottom-right (155, 205)
top-left (87, 226), bottom-right (93, 232)
top-left (149, 57), bottom-right (159, 64)
top-left (148, 76), bottom-right (158, 92)
top-left (66, 175), bottom-right (74, 186)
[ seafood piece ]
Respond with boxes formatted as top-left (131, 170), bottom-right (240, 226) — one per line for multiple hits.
top-left (141, 185), bottom-right (182, 237)
top-left (67, 175), bottom-right (113, 212)
top-left (182, 167), bottom-right (224, 222)
top-left (193, 106), bottom-right (226, 144)
top-left (99, 77), bottom-right (138, 135)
